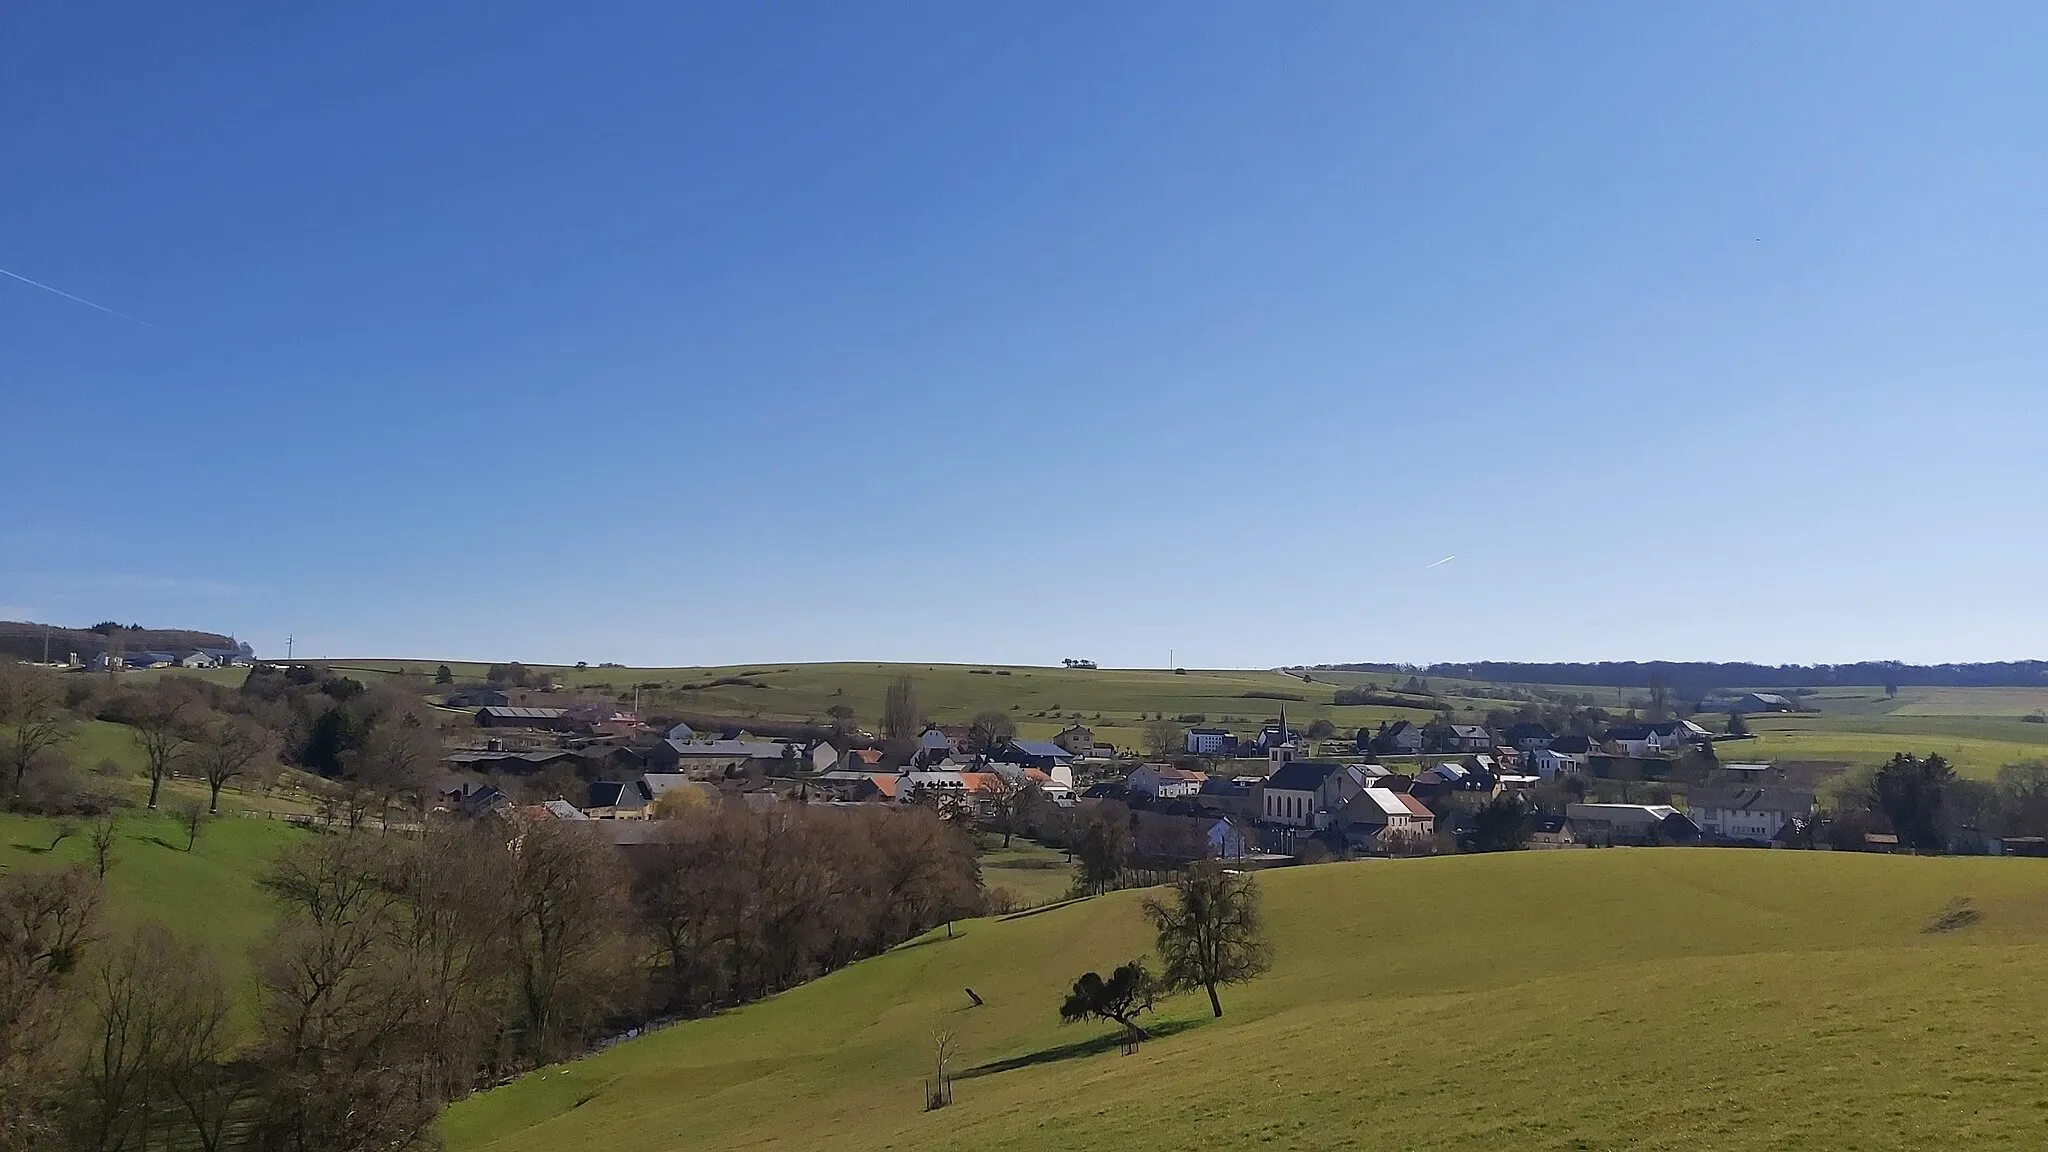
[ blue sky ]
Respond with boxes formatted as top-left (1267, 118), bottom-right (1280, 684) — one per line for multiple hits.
top-left (3, 2), bottom-right (2043, 668)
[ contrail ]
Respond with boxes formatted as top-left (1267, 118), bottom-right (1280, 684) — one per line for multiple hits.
top-left (1422, 555), bottom-right (1456, 570)
top-left (0, 265), bottom-right (164, 332)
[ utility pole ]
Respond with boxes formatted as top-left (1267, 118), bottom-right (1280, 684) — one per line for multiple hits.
top-left (286, 634), bottom-right (294, 661)
top-left (42, 625), bottom-right (50, 664)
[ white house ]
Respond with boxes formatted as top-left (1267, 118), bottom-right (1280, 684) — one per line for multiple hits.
top-left (1685, 786), bottom-right (1814, 844)
top-left (1260, 762), bottom-right (1370, 830)
top-left (1126, 764), bottom-right (1207, 800)
top-left (178, 651), bottom-right (218, 669)
top-left (1646, 720), bottom-right (1710, 753)
top-left (1185, 727), bottom-right (1234, 756)
top-left (1530, 748), bottom-right (1585, 778)
top-left (1336, 788), bottom-right (1437, 852)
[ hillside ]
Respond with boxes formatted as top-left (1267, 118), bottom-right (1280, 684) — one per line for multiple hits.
top-left (315, 660), bottom-right (1565, 749)
top-left (0, 619), bottom-right (244, 663)
top-left (442, 850), bottom-right (2048, 1151)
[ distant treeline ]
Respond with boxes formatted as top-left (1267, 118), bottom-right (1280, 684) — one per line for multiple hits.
top-left (1325, 661), bottom-right (2048, 697)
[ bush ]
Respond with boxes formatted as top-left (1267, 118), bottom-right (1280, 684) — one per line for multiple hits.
top-left (983, 886), bottom-right (1022, 916)
top-left (2024, 712), bottom-right (2047, 724)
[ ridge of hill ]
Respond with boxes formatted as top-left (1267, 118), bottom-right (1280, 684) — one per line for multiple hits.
top-left (0, 619), bottom-right (245, 663)
top-left (442, 850), bottom-right (2048, 1152)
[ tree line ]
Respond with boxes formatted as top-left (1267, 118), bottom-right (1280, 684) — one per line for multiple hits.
top-left (0, 801), bottom-right (984, 1152)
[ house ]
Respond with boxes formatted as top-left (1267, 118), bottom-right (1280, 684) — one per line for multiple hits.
top-left (450, 784), bottom-right (508, 818)
top-left (1336, 788), bottom-right (1437, 853)
top-left (1447, 725), bottom-right (1494, 753)
top-left (1086, 743), bottom-right (1120, 760)
top-left (806, 742), bottom-right (841, 774)
top-left (1126, 764), bottom-right (1207, 800)
top-left (917, 727), bottom-right (959, 764)
top-left (1000, 740), bottom-right (1074, 770)
top-left (537, 799), bottom-right (590, 821)
top-left (1530, 748), bottom-right (1586, 778)
top-left (584, 779), bottom-right (651, 818)
top-left (639, 773), bottom-right (712, 812)
top-left (477, 706), bottom-right (570, 730)
top-left (1600, 724), bottom-right (1658, 757)
top-left (645, 738), bottom-right (794, 777)
top-left (1261, 762), bottom-right (1371, 829)
top-left (1130, 811), bottom-right (1249, 863)
top-left (444, 688), bottom-right (510, 709)
top-left (566, 744), bottom-right (647, 774)
top-left (1736, 693), bottom-right (1797, 713)
top-left (1053, 725), bottom-right (1096, 755)
top-left (1684, 786), bottom-right (1815, 844)
top-left (666, 722), bottom-right (696, 742)
top-left (1185, 727), bottom-right (1236, 756)
top-left (1646, 719), bottom-right (1710, 753)
top-left (1504, 723), bottom-right (1555, 753)
top-left (1193, 775), bottom-right (1258, 818)
top-left (1549, 734), bottom-right (1593, 755)
top-left (177, 651), bottom-right (217, 669)
top-left (1022, 767), bottom-right (1074, 806)
top-left (1374, 721), bottom-right (1425, 756)
top-left (1257, 717), bottom-right (1294, 750)
top-left (1528, 814), bottom-right (1578, 849)
top-left (1565, 803), bottom-right (1702, 846)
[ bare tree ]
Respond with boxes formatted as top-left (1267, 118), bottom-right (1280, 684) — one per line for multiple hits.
top-left (966, 710), bottom-right (1016, 755)
top-left (2, 664), bottom-right (74, 803)
top-left (882, 675), bottom-right (921, 745)
top-left (1, 866), bottom-right (102, 1147)
top-left (1143, 718), bottom-right (1185, 760)
top-left (344, 697), bottom-right (441, 828)
top-left (88, 807), bottom-right (120, 877)
top-left (195, 713), bottom-right (271, 814)
top-left (130, 684), bottom-right (197, 810)
top-left (177, 802), bottom-right (208, 852)
top-left (504, 817), bottom-right (632, 1058)
top-left (74, 921), bottom-right (227, 1152)
top-left (1142, 861), bottom-right (1273, 1018)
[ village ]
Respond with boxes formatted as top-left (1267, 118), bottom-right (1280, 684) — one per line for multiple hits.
top-left (432, 684), bottom-right (1849, 868)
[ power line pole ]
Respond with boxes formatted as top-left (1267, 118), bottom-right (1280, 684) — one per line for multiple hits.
top-left (286, 634), bottom-right (294, 661)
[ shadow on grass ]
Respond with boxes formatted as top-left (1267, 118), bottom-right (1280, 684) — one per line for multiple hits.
top-left (958, 1019), bottom-right (1202, 1080)
top-left (143, 835), bottom-right (189, 853)
top-left (997, 896), bottom-right (1092, 922)
top-left (8, 842), bottom-right (57, 855)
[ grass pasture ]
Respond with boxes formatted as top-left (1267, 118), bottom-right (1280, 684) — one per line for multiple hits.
top-left (443, 850), bottom-right (2048, 1152)
top-left (977, 841), bottom-right (1077, 908)
top-left (0, 810), bottom-right (305, 1026)
top-left (323, 660), bottom-right (1468, 750)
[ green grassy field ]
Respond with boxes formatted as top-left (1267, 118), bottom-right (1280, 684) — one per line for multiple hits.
top-left (321, 660), bottom-right (1572, 752)
top-left (1726, 688), bottom-right (2048, 779)
top-left (0, 810), bottom-right (305, 1027)
top-left (442, 849), bottom-right (2048, 1152)
top-left (977, 841), bottom-right (1078, 908)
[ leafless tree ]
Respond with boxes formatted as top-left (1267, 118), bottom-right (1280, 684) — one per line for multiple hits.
top-left (2, 664), bottom-right (74, 804)
top-left (1144, 718), bottom-right (1185, 760)
top-left (73, 922), bottom-right (226, 1152)
top-left (88, 813), bottom-right (119, 879)
top-left (1, 866), bottom-right (102, 1148)
top-left (195, 713), bottom-right (272, 814)
top-left (130, 683), bottom-right (198, 810)
top-left (177, 802), bottom-right (208, 852)
top-left (503, 817), bottom-right (632, 1059)
top-left (882, 675), bottom-right (921, 745)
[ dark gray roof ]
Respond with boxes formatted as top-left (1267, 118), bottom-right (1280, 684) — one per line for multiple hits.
top-left (1266, 762), bottom-right (1343, 792)
top-left (1007, 740), bottom-right (1071, 760)
top-left (480, 706), bottom-right (567, 719)
top-left (1684, 786), bottom-right (1815, 814)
